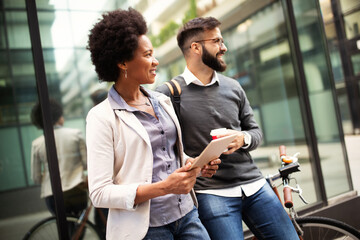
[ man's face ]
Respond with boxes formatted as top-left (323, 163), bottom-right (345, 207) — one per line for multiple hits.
top-left (202, 44), bottom-right (227, 72)
top-left (199, 28), bottom-right (227, 72)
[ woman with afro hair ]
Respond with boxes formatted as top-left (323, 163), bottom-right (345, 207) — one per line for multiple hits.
top-left (86, 8), bottom-right (218, 239)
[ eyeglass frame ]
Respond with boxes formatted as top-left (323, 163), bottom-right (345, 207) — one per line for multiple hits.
top-left (189, 37), bottom-right (225, 48)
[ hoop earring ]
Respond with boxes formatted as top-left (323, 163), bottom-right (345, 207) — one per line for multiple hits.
top-left (125, 69), bottom-right (127, 79)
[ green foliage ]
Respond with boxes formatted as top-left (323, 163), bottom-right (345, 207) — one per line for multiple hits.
top-left (150, 0), bottom-right (197, 47)
top-left (183, 0), bottom-right (197, 24)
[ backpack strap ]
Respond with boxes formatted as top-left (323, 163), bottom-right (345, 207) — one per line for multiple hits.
top-left (165, 79), bottom-right (181, 96)
top-left (164, 77), bottom-right (183, 125)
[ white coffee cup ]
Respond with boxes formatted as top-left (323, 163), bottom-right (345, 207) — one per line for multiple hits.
top-left (210, 128), bottom-right (228, 140)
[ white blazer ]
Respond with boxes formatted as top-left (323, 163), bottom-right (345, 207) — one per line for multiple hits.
top-left (31, 127), bottom-right (87, 198)
top-left (86, 91), bottom-right (196, 240)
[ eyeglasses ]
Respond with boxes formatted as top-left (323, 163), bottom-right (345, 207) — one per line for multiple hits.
top-left (190, 38), bottom-right (225, 48)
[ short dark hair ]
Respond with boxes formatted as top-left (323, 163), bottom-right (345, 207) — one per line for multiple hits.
top-left (90, 89), bottom-right (108, 105)
top-left (177, 17), bottom-right (221, 54)
top-left (87, 8), bottom-right (147, 82)
top-left (31, 99), bottom-right (63, 129)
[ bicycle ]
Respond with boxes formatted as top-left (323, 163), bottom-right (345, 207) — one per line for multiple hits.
top-left (23, 200), bottom-right (106, 240)
top-left (259, 145), bottom-right (360, 240)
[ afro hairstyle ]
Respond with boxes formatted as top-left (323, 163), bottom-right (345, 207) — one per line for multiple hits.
top-left (87, 8), bottom-right (148, 82)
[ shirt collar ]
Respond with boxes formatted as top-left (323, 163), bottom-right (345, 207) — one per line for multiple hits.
top-left (108, 85), bottom-right (152, 112)
top-left (182, 66), bottom-right (219, 86)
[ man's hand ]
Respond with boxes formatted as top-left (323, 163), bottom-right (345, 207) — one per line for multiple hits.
top-left (201, 158), bottom-right (221, 177)
top-left (217, 129), bottom-right (244, 155)
top-left (186, 157), bottom-right (221, 178)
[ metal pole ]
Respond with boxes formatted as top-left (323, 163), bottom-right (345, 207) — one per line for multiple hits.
top-left (25, 0), bottom-right (69, 239)
top-left (281, 0), bottom-right (328, 204)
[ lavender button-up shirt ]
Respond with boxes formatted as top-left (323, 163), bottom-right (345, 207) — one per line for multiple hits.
top-left (109, 86), bottom-right (193, 227)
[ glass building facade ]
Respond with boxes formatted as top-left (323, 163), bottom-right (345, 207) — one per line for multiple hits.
top-left (0, 0), bottom-right (359, 239)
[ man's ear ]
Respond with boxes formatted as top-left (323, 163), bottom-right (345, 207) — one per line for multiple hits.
top-left (190, 42), bottom-right (202, 55)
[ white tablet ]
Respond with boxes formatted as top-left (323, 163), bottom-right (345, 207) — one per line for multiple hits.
top-left (189, 134), bottom-right (237, 170)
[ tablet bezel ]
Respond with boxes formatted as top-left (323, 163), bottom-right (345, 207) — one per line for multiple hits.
top-left (189, 134), bottom-right (237, 170)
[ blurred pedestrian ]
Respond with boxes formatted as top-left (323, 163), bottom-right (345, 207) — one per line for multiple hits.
top-left (31, 98), bottom-right (87, 217)
top-left (90, 88), bottom-right (108, 106)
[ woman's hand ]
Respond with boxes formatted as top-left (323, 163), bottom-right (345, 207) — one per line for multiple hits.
top-left (162, 162), bottom-right (200, 195)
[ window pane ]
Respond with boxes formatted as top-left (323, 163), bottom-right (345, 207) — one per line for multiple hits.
top-left (293, 0), bottom-right (351, 198)
top-left (0, 127), bottom-right (27, 191)
top-left (70, 12), bottom-right (103, 47)
top-left (0, 12), bottom-right (5, 49)
top-left (68, 0), bottom-right (116, 11)
top-left (0, 50), bottom-right (16, 126)
top-left (5, 11), bottom-right (31, 49)
top-left (340, 0), bottom-right (360, 13)
top-left (2, 0), bottom-right (25, 8)
top-left (351, 53), bottom-right (360, 75)
top-left (344, 11), bottom-right (360, 39)
top-left (38, 11), bottom-right (73, 48)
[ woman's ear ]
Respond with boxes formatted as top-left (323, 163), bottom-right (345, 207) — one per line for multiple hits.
top-left (117, 62), bottom-right (127, 70)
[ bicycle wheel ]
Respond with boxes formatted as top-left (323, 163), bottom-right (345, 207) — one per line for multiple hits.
top-left (23, 216), bottom-right (103, 240)
top-left (296, 216), bottom-right (360, 240)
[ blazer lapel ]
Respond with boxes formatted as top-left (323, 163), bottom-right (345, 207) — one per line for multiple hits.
top-left (114, 110), bottom-right (151, 147)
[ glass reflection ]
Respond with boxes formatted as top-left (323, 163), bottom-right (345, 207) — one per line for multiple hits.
top-left (344, 11), bottom-right (360, 39)
top-left (156, 0), bottom-right (317, 208)
top-left (292, 0), bottom-right (351, 198)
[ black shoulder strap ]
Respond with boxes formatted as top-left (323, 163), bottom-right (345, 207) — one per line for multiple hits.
top-left (164, 76), bottom-right (183, 123)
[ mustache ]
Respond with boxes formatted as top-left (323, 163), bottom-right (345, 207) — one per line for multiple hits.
top-left (216, 50), bottom-right (226, 57)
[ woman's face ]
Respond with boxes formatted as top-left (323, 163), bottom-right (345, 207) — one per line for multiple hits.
top-left (125, 35), bottom-right (159, 85)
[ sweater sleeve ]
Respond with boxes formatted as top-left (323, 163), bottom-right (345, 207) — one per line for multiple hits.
top-left (155, 83), bottom-right (172, 97)
top-left (238, 84), bottom-right (263, 151)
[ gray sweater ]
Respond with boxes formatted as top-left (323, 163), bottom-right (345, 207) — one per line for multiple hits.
top-left (156, 73), bottom-right (263, 190)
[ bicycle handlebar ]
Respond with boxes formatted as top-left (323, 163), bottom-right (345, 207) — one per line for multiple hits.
top-left (283, 186), bottom-right (294, 208)
top-left (267, 146), bottom-right (308, 209)
top-left (279, 145), bottom-right (295, 209)
top-left (279, 145), bottom-right (286, 157)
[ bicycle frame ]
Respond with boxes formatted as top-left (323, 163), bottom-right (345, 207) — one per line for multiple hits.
top-left (265, 146), bottom-right (306, 239)
top-left (71, 202), bottom-right (107, 240)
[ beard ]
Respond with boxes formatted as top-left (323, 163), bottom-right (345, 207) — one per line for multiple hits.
top-left (201, 45), bottom-right (227, 72)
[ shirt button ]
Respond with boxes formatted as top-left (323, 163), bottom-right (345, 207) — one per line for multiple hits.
top-left (162, 147), bottom-right (166, 151)
top-left (167, 164), bottom-right (171, 168)
top-left (161, 130), bottom-right (164, 134)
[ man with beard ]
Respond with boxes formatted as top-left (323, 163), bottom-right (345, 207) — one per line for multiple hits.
top-left (156, 17), bottom-right (298, 240)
